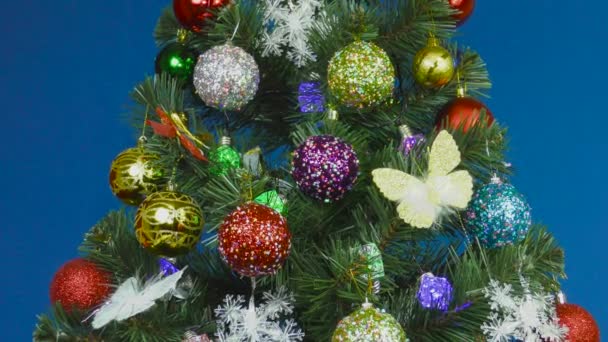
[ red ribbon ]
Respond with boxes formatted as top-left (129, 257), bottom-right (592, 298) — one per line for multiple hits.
top-left (147, 108), bottom-right (208, 162)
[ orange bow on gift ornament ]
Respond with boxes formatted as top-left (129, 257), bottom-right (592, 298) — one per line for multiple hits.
top-left (147, 107), bottom-right (208, 161)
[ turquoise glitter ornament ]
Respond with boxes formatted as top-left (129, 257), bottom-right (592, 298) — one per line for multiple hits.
top-left (332, 302), bottom-right (406, 342)
top-left (466, 176), bottom-right (532, 248)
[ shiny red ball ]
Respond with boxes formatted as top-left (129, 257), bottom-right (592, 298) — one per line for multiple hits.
top-left (49, 258), bottom-right (112, 312)
top-left (173, 0), bottom-right (230, 32)
top-left (448, 0), bottom-right (475, 25)
top-left (436, 97), bottom-right (494, 133)
top-left (556, 303), bottom-right (600, 342)
top-left (218, 203), bottom-right (291, 277)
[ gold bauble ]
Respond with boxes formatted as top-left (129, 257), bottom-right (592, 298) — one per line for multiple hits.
top-left (412, 37), bottom-right (455, 88)
top-left (135, 191), bottom-right (204, 256)
top-left (109, 147), bottom-right (163, 206)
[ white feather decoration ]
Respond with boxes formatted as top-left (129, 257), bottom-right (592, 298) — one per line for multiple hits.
top-left (91, 267), bottom-right (187, 329)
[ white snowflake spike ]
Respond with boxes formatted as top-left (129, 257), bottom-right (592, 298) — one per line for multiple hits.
top-left (481, 276), bottom-right (567, 342)
top-left (215, 287), bottom-right (304, 342)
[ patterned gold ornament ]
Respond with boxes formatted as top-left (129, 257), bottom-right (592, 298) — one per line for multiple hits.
top-left (135, 191), bottom-right (204, 256)
top-left (327, 41), bottom-right (395, 108)
top-left (109, 147), bottom-right (163, 206)
top-left (412, 36), bottom-right (455, 88)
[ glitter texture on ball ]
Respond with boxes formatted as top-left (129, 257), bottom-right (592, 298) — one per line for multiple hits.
top-left (466, 177), bottom-right (532, 248)
top-left (50, 258), bottom-right (112, 312)
top-left (556, 303), bottom-right (600, 342)
top-left (218, 203), bottom-right (291, 277)
top-left (332, 303), bottom-right (406, 342)
top-left (193, 44), bottom-right (260, 111)
top-left (291, 135), bottom-right (359, 203)
top-left (327, 41), bottom-right (395, 108)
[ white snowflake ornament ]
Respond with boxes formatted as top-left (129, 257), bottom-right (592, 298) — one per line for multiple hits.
top-left (215, 287), bottom-right (305, 342)
top-left (260, 0), bottom-right (324, 67)
top-left (481, 276), bottom-right (568, 342)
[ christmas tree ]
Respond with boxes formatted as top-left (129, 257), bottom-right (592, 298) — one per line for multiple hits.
top-left (33, 1), bottom-right (601, 341)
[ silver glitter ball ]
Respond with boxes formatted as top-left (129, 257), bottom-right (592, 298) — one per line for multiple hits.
top-left (193, 43), bottom-right (260, 111)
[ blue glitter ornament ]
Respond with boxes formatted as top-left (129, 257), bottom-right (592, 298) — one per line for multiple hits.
top-left (159, 258), bottom-right (179, 276)
top-left (416, 273), bottom-right (453, 311)
top-left (466, 176), bottom-right (532, 248)
top-left (298, 82), bottom-right (325, 113)
top-left (398, 124), bottom-right (425, 157)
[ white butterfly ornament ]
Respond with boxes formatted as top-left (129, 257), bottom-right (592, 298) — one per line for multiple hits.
top-left (91, 267), bottom-right (187, 329)
top-left (372, 130), bottom-right (473, 228)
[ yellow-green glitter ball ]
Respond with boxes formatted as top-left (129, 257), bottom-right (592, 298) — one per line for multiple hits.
top-left (209, 145), bottom-right (241, 175)
top-left (332, 304), bottom-right (406, 342)
top-left (327, 41), bottom-right (395, 108)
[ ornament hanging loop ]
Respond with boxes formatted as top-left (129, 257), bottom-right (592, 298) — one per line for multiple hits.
top-left (229, 18), bottom-right (240, 42)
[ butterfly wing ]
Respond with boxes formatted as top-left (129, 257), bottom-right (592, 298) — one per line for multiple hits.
top-left (373, 168), bottom-right (440, 228)
top-left (428, 130), bottom-right (463, 177)
top-left (92, 277), bottom-right (139, 329)
top-left (427, 170), bottom-right (473, 209)
top-left (372, 168), bottom-right (415, 201)
top-left (140, 267), bottom-right (186, 304)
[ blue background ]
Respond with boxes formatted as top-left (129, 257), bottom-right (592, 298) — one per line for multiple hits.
top-left (1, 1), bottom-right (606, 340)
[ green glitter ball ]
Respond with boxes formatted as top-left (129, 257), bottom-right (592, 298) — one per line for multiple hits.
top-left (466, 177), bottom-right (532, 248)
top-left (332, 303), bottom-right (406, 342)
top-left (327, 41), bottom-right (395, 108)
top-left (209, 145), bottom-right (241, 175)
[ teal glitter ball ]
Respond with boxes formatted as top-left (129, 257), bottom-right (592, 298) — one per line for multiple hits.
top-left (466, 178), bottom-right (532, 248)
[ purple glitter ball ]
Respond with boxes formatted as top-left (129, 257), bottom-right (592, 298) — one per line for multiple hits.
top-left (416, 273), bottom-right (453, 311)
top-left (298, 82), bottom-right (325, 113)
top-left (400, 134), bottom-right (425, 156)
top-left (291, 135), bottom-right (359, 203)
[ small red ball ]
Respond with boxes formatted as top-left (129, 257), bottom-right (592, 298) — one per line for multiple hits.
top-left (49, 258), bottom-right (112, 312)
top-left (556, 303), bottom-right (600, 342)
top-left (218, 203), bottom-right (291, 277)
top-left (173, 0), bottom-right (230, 32)
top-left (436, 97), bottom-right (494, 133)
top-left (448, 0), bottom-right (475, 25)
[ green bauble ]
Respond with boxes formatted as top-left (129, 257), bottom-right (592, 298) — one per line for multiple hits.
top-left (209, 138), bottom-right (241, 175)
top-left (332, 303), bottom-right (406, 342)
top-left (327, 41), bottom-right (395, 108)
top-left (155, 43), bottom-right (197, 81)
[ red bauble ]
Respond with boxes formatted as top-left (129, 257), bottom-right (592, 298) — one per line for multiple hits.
top-left (218, 203), bottom-right (291, 277)
top-left (448, 0), bottom-right (475, 25)
top-left (173, 0), bottom-right (230, 32)
top-left (49, 258), bottom-right (112, 312)
top-left (556, 303), bottom-right (600, 342)
top-left (436, 96), bottom-right (494, 133)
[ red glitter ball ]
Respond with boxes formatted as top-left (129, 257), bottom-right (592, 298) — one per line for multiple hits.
top-left (556, 303), bottom-right (600, 342)
top-left (448, 0), bottom-right (475, 25)
top-left (218, 203), bottom-right (291, 277)
top-left (173, 0), bottom-right (230, 32)
top-left (49, 258), bottom-right (112, 312)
